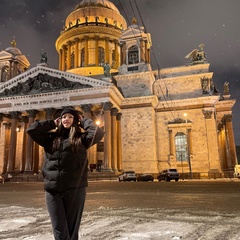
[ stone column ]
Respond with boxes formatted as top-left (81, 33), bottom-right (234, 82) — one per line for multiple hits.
top-left (58, 49), bottom-right (63, 71)
top-left (168, 130), bottom-right (174, 155)
top-left (13, 61), bottom-right (18, 77)
top-left (224, 114), bottom-right (237, 168)
top-left (144, 40), bottom-right (148, 63)
top-left (95, 36), bottom-right (99, 66)
top-left (111, 108), bottom-right (118, 172)
top-left (140, 39), bottom-right (144, 62)
top-left (103, 102), bottom-right (113, 171)
top-left (67, 41), bottom-right (71, 70)
top-left (9, 60), bottom-right (13, 79)
top-left (202, 110), bottom-right (221, 172)
top-left (120, 43), bottom-right (124, 65)
top-left (114, 40), bottom-right (118, 67)
top-left (218, 123), bottom-right (227, 169)
top-left (84, 36), bottom-right (89, 66)
top-left (126, 50), bottom-right (129, 65)
top-left (25, 110), bottom-right (37, 173)
top-left (7, 112), bottom-right (20, 173)
top-left (116, 113), bottom-right (123, 171)
top-left (62, 45), bottom-right (67, 71)
top-left (105, 37), bottom-right (109, 63)
top-left (2, 123), bottom-right (11, 173)
top-left (74, 37), bottom-right (79, 68)
top-left (21, 116), bottom-right (29, 173)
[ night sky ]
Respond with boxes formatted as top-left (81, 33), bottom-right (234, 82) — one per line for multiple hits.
top-left (0, 0), bottom-right (240, 144)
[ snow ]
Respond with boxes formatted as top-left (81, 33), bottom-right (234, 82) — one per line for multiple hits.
top-left (1, 205), bottom-right (240, 239)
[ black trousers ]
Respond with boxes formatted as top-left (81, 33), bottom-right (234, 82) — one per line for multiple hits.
top-left (45, 187), bottom-right (86, 240)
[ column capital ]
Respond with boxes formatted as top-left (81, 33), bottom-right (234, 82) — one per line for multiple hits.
top-left (116, 112), bottom-right (122, 121)
top-left (223, 114), bottom-right (232, 123)
top-left (44, 108), bottom-right (55, 119)
top-left (111, 108), bottom-right (118, 116)
top-left (26, 110), bottom-right (38, 118)
top-left (3, 122), bottom-right (11, 129)
top-left (9, 111), bottom-right (21, 119)
top-left (21, 116), bottom-right (29, 123)
top-left (103, 102), bottom-right (113, 111)
top-left (74, 37), bottom-right (80, 43)
top-left (82, 104), bottom-right (92, 113)
top-left (202, 110), bottom-right (213, 119)
top-left (0, 113), bottom-right (4, 121)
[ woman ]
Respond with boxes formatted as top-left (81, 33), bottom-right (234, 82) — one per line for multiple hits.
top-left (26, 108), bottom-right (104, 240)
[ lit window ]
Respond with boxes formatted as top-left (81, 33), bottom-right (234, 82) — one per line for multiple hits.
top-left (175, 132), bottom-right (187, 161)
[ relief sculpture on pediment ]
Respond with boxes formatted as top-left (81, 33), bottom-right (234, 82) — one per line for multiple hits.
top-left (0, 73), bottom-right (92, 97)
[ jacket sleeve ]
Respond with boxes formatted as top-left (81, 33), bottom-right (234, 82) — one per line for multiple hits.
top-left (80, 118), bottom-right (104, 148)
top-left (26, 120), bottom-right (56, 147)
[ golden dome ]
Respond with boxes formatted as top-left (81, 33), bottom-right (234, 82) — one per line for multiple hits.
top-left (55, 0), bottom-right (127, 76)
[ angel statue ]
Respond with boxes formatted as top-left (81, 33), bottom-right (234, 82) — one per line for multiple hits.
top-left (185, 43), bottom-right (207, 65)
top-left (40, 52), bottom-right (48, 63)
top-left (223, 81), bottom-right (229, 95)
top-left (103, 62), bottom-right (111, 77)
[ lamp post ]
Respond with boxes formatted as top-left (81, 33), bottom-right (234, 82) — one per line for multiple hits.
top-left (184, 113), bottom-right (192, 179)
top-left (180, 152), bottom-right (184, 180)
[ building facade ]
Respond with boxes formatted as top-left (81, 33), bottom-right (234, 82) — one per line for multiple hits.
top-left (0, 0), bottom-right (237, 179)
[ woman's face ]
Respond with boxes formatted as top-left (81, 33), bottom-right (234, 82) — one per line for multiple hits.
top-left (61, 113), bottom-right (74, 129)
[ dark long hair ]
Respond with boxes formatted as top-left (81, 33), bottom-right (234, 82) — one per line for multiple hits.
top-left (52, 119), bottom-right (82, 152)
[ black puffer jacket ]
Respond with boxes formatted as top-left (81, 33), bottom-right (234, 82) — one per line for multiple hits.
top-left (26, 118), bottom-right (104, 193)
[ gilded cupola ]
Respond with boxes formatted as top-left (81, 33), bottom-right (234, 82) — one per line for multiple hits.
top-left (55, 0), bottom-right (127, 76)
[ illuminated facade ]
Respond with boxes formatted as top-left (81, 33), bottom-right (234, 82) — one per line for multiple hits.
top-left (0, 0), bottom-right (237, 179)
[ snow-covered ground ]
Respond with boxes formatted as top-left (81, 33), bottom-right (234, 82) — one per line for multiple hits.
top-left (1, 205), bottom-right (240, 240)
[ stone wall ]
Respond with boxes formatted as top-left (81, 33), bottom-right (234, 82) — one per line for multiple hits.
top-left (121, 106), bottom-right (158, 173)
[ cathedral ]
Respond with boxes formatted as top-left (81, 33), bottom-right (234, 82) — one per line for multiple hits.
top-left (0, 0), bottom-right (237, 180)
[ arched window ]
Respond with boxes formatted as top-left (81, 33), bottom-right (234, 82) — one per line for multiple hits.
top-left (128, 45), bottom-right (139, 64)
top-left (81, 48), bottom-right (85, 67)
top-left (98, 47), bottom-right (105, 65)
top-left (175, 132), bottom-right (187, 161)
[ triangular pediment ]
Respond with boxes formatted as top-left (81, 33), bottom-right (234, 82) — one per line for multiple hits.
top-left (0, 50), bottom-right (12, 59)
top-left (0, 65), bottom-right (112, 98)
top-left (120, 27), bottom-right (144, 39)
top-left (0, 65), bottom-right (124, 114)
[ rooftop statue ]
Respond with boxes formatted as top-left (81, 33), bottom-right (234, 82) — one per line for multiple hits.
top-left (40, 52), bottom-right (48, 63)
top-left (223, 81), bottom-right (229, 95)
top-left (185, 43), bottom-right (207, 65)
top-left (103, 62), bottom-right (111, 77)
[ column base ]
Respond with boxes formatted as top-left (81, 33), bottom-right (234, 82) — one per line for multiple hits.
top-left (102, 167), bottom-right (114, 172)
